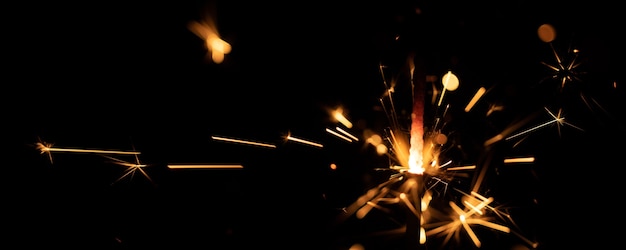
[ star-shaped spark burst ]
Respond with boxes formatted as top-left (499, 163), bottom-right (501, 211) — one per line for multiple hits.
top-left (540, 45), bottom-right (583, 90)
top-left (504, 106), bottom-right (584, 147)
top-left (424, 191), bottom-right (511, 249)
top-left (35, 139), bottom-right (55, 164)
top-left (537, 24), bottom-right (586, 91)
top-left (102, 150), bottom-right (155, 187)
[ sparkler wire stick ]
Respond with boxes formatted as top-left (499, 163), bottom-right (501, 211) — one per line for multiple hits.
top-left (405, 54), bottom-right (427, 250)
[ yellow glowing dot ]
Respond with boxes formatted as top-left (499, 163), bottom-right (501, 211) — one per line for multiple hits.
top-left (330, 163), bottom-right (337, 170)
top-left (442, 71), bottom-right (459, 91)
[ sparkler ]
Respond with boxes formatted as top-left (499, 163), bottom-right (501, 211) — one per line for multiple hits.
top-left (24, 4), bottom-right (620, 249)
top-left (327, 23), bottom-right (594, 249)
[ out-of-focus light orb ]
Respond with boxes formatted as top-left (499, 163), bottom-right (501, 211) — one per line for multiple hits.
top-left (510, 244), bottom-right (531, 250)
top-left (349, 243), bottom-right (365, 250)
top-left (434, 133), bottom-right (448, 144)
top-left (442, 71), bottom-right (459, 91)
top-left (538, 23), bottom-right (556, 43)
top-left (330, 163), bottom-right (337, 170)
top-left (366, 134), bottom-right (383, 146)
top-left (376, 144), bottom-right (388, 155)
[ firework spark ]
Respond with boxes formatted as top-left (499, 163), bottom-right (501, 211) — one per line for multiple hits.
top-left (211, 135), bottom-right (277, 148)
top-left (167, 164), bottom-right (244, 169)
top-left (104, 154), bottom-right (155, 186)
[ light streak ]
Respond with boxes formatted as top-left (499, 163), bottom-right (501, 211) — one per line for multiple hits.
top-left (504, 157), bottom-right (535, 164)
top-left (506, 107), bottom-right (583, 141)
top-left (464, 87), bottom-right (486, 112)
top-left (332, 108), bottom-right (353, 128)
top-left (211, 135), bottom-right (277, 148)
top-left (37, 143), bottom-right (141, 155)
top-left (446, 165), bottom-right (476, 171)
top-left (335, 126), bottom-right (359, 141)
top-left (325, 128), bottom-right (353, 142)
top-left (188, 18), bottom-right (231, 64)
top-left (167, 164), bottom-right (244, 169)
top-left (36, 141), bottom-right (141, 164)
top-left (285, 135), bottom-right (324, 148)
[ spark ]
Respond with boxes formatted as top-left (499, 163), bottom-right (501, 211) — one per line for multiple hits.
top-left (167, 164), bottom-right (244, 169)
top-left (335, 126), bottom-right (359, 141)
top-left (486, 103), bottom-right (504, 116)
top-left (35, 140), bottom-right (140, 164)
top-left (188, 18), bottom-right (231, 64)
top-left (505, 107), bottom-right (583, 141)
top-left (424, 192), bottom-right (511, 248)
top-left (540, 43), bottom-right (583, 89)
top-left (332, 108), bottom-right (354, 129)
top-left (285, 134), bottom-right (324, 148)
top-left (211, 135), bottom-right (277, 148)
top-left (503, 157), bottom-right (535, 164)
top-left (325, 128), bottom-right (353, 142)
top-left (464, 87), bottom-right (486, 112)
top-left (445, 165), bottom-right (476, 171)
top-left (104, 154), bottom-right (154, 186)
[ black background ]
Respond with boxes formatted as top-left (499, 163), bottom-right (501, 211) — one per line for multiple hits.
top-left (5, 1), bottom-right (625, 249)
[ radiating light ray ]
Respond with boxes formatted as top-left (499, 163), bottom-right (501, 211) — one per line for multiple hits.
top-left (423, 193), bottom-right (510, 248)
top-left (511, 230), bottom-right (540, 248)
top-left (35, 140), bottom-right (55, 163)
top-left (460, 215), bottom-right (481, 247)
top-left (167, 164), bottom-right (244, 169)
top-left (544, 107), bottom-right (585, 136)
top-left (425, 176), bottom-right (449, 196)
top-left (438, 160), bottom-right (452, 169)
top-left (580, 92), bottom-right (612, 117)
top-left (379, 63), bottom-right (402, 130)
top-left (333, 176), bottom-right (404, 225)
top-left (357, 201), bottom-right (391, 219)
top-left (399, 192), bottom-right (420, 218)
top-left (211, 135), bottom-right (277, 148)
top-left (540, 42), bottom-right (583, 89)
top-left (465, 218), bottom-right (510, 233)
top-left (285, 135), bottom-right (324, 148)
top-left (103, 154), bottom-right (154, 186)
